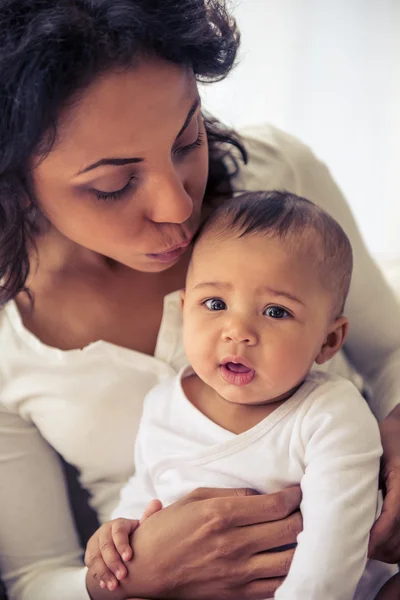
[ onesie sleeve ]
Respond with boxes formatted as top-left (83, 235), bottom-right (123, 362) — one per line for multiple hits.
top-left (0, 407), bottom-right (90, 600)
top-left (111, 415), bottom-right (157, 521)
top-left (274, 378), bottom-right (382, 600)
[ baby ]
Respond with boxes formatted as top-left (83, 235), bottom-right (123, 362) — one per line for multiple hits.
top-left (87, 191), bottom-right (397, 599)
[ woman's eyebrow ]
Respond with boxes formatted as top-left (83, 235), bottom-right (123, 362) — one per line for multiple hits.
top-left (75, 97), bottom-right (201, 177)
top-left (76, 156), bottom-right (143, 176)
top-left (176, 96), bottom-right (201, 139)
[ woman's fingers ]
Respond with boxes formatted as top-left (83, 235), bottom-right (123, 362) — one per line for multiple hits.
top-left (233, 486), bottom-right (302, 526)
top-left (369, 481), bottom-right (400, 562)
top-left (369, 413), bottom-right (400, 563)
top-left (87, 487), bottom-right (302, 600)
top-left (243, 511), bottom-right (302, 553)
top-left (188, 485), bottom-right (301, 528)
top-left (237, 577), bottom-right (284, 600)
top-left (246, 548), bottom-right (296, 580)
top-left (373, 572), bottom-right (400, 600)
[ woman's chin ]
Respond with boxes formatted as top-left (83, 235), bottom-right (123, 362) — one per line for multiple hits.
top-left (121, 254), bottom-right (184, 273)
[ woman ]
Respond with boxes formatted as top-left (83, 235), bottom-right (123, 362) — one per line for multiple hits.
top-left (0, 1), bottom-right (399, 599)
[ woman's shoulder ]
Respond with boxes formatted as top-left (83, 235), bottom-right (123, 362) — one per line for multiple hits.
top-left (0, 301), bottom-right (17, 348)
top-left (239, 123), bottom-right (313, 156)
top-left (233, 123), bottom-right (328, 200)
top-left (0, 301), bottom-right (20, 404)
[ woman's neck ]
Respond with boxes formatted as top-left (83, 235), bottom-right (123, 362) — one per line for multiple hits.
top-left (29, 224), bottom-right (110, 281)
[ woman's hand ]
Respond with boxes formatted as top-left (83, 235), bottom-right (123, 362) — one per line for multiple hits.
top-left (369, 405), bottom-right (400, 563)
top-left (86, 485), bottom-right (302, 600)
top-left (373, 572), bottom-right (400, 600)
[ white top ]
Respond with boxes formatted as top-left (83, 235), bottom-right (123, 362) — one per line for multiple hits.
top-left (1, 125), bottom-right (400, 600)
top-left (112, 368), bottom-right (396, 600)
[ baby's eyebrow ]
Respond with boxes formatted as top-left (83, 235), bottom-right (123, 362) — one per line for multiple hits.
top-left (258, 286), bottom-right (305, 306)
top-left (193, 282), bottom-right (305, 306)
top-left (193, 281), bottom-right (231, 291)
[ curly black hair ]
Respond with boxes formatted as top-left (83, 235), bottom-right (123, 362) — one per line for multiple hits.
top-left (0, 0), bottom-right (247, 305)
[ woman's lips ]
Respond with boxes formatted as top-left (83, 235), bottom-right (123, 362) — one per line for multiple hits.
top-left (146, 240), bottom-right (191, 263)
top-left (220, 360), bottom-right (255, 386)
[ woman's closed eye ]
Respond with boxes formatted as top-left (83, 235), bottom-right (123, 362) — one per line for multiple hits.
top-left (203, 298), bottom-right (226, 311)
top-left (263, 305), bottom-right (291, 319)
top-left (173, 130), bottom-right (205, 158)
top-left (92, 129), bottom-right (205, 203)
top-left (93, 176), bottom-right (138, 203)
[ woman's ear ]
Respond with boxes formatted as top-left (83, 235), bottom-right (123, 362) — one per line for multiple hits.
top-left (315, 316), bottom-right (349, 365)
top-left (180, 289), bottom-right (185, 310)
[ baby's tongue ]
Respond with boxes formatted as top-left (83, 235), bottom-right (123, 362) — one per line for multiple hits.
top-left (226, 362), bottom-right (250, 373)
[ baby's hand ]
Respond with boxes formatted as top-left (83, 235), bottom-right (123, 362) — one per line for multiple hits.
top-left (84, 500), bottom-right (163, 592)
top-left (85, 517), bottom-right (139, 591)
top-left (139, 498), bottom-right (163, 525)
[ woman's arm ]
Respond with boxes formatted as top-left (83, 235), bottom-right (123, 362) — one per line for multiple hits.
top-left (0, 408), bottom-right (90, 600)
top-left (86, 485), bottom-right (303, 600)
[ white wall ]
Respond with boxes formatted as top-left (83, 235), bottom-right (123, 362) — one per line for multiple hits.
top-left (200, 0), bottom-right (400, 259)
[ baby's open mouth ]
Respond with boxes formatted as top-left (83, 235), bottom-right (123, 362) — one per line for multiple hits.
top-left (220, 360), bottom-right (255, 386)
top-left (224, 362), bottom-right (252, 374)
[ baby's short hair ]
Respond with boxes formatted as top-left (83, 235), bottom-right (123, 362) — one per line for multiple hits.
top-left (195, 190), bottom-right (353, 317)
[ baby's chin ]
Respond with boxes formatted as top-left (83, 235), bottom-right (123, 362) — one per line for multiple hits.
top-left (212, 384), bottom-right (271, 406)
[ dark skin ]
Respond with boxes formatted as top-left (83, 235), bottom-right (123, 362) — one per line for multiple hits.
top-left (375, 572), bottom-right (400, 600)
top-left (19, 56), bottom-right (400, 599)
top-left (85, 487), bottom-right (302, 600)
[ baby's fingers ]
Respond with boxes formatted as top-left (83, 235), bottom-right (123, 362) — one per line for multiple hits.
top-left (99, 519), bottom-right (138, 581)
top-left (139, 499), bottom-right (163, 525)
top-left (88, 557), bottom-right (120, 592)
top-left (111, 518), bottom-right (139, 562)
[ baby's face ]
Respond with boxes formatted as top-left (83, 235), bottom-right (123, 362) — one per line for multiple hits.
top-left (182, 232), bottom-right (338, 405)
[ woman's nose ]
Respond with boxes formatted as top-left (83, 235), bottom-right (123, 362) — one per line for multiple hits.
top-left (222, 316), bottom-right (258, 345)
top-left (147, 167), bottom-right (193, 224)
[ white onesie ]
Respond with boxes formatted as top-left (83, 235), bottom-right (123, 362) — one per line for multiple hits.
top-left (113, 367), bottom-right (396, 600)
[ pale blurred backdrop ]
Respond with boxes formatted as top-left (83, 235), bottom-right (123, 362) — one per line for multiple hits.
top-left (200, 0), bottom-right (400, 289)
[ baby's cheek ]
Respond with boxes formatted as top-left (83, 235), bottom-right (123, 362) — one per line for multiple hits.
top-left (285, 345), bottom-right (314, 380)
top-left (183, 324), bottom-right (209, 364)
top-left (269, 344), bottom-right (304, 379)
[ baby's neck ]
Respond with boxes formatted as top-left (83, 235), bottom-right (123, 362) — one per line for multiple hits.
top-left (182, 373), bottom-right (300, 435)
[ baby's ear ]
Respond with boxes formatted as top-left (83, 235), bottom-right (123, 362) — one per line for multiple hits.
top-left (315, 316), bottom-right (349, 365)
top-left (179, 289), bottom-right (185, 310)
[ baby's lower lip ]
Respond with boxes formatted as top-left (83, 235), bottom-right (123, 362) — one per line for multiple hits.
top-left (220, 363), bottom-right (255, 386)
top-left (146, 246), bottom-right (187, 263)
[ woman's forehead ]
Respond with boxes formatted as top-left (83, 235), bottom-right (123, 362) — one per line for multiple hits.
top-left (35, 58), bottom-right (198, 176)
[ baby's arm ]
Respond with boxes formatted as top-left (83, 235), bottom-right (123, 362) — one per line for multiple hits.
top-left (275, 378), bottom-right (383, 600)
top-left (85, 516), bottom-right (140, 592)
top-left (84, 500), bottom-right (162, 592)
top-left (85, 423), bottom-right (159, 592)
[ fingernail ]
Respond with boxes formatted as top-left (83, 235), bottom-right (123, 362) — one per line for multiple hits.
top-left (122, 551), bottom-right (130, 561)
top-left (99, 581), bottom-right (105, 589)
top-left (116, 569), bottom-right (124, 579)
top-left (107, 581), bottom-right (115, 591)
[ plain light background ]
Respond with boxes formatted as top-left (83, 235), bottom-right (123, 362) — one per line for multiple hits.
top-left (200, 0), bottom-right (400, 262)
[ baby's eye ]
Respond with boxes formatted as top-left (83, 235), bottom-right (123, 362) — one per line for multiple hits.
top-left (264, 306), bottom-right (290, 319)
top-left (204, 298), bottom-right (226, 311)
